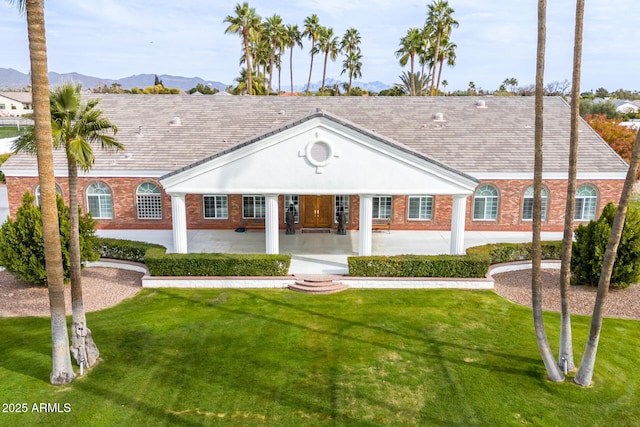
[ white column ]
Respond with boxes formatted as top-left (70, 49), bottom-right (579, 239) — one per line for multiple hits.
top-left (265, 194), bottom-right (279, 254)
top-left (450, 195), bottom-right (468, 255)
top-left (359, 194), bottom-right (373, 256)
top-left (170, 193), bottom-right (188, 254)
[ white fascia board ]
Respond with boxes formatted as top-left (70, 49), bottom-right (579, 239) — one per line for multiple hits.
top-left (5, 169), bottom-right (169, 178)
top-left (471, 172), bottom-right (628, 180)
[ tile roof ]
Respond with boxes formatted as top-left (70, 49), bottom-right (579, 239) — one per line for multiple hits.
top-left (2, 95), bottom-right (628, 177)
top-left (0, 92), bottom-right (32, 104)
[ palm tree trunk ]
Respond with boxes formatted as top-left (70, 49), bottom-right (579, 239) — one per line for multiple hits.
top-left (435, 57), bottom-right (445, 95)
top-left (321, 51), bottom-right (329, 93)
top-left (306, 45), bottom-right (315, 95)
top-left (558, 0), bottom-right (585, 373)
top-left (409, 55), bottom-right (416, 97)
top-left (243, 33), bottom-right (253, 95)
top-left (533, 0), bottom-right (564, 382)
top-left (67, 157), bottom-right (99, 369)
top-left (25, 0), bottom-right (74, 385)
top-left (575, 127), bottom-right (640, 386)
top-left (429, 33), bottom-right (441, 95)
top-left (289, 48), bottom-right (294, 94)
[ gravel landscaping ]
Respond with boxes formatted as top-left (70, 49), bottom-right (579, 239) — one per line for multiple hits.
top-left (1, 267), bottom-right (638, 320)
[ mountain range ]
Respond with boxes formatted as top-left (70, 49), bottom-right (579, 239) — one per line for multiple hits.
top-left (0, 68), bottom-right (391, 93)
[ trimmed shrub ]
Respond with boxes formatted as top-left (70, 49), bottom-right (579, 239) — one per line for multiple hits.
top-left (347, 254), bottom-right (490, 278)
top-left (466, 241), bottom-right (562, 264)
top-left (98, 238), bottom-right (165, 263)
top-left (572, 202), bottom-right (640, 289)
top-left (0, 192), bottom-right (99, 285)
top-left (144, 249), bottom-right (290, 276)
top-left (0, 153), bottom-right (11, 183)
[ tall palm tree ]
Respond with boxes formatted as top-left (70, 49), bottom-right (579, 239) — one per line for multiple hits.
top-left (224, 2), bottom-right (261, 95)
top-left (303, 14), bottom-right (321, 95)
top-left (285, 24), bottom-right (303, 95)
top-left (7, 0), bottom-right (74, 384)
top-left (263, 14), bottom-right (285, 93)
top-left (341, 27), bottom-right (362, 96)
top-left (532, 0), bottom-right (564, 382)
top-left (426, 0), bottom-right (458, 95)
top-left (318, 26), bottom-right (340, 94)
top-left (574, 128), bottom-right (640, 386)
top-left (558, 0), bottom-right (585, 374)
top-left (395, 28), bottom-right (422, 96)
top-left (418, 24), bottom-right (434, 96)
top-left (53, 83), bottom-right (120, 368)
top-left (434, 36), bottom-right (456, 95)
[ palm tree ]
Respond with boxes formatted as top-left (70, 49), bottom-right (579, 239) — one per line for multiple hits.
top-left (284, 24), bottom-right (303, 95)
top-left (558, 0), bottom-right (585, 374)
top-left (341, 27), bottom-right (362, 96)
top-left (233, 67), bottom-right (266, 95)
top-left (53, 83), bottom-right (120, 368)
top-left (532, 0), bottom-right (564, 382)
top-left (318, 26), bottom-right (340, 94)
top-left (303, 14), bottom-right (321, 95)
top-left (398, 71), bottom-right (428, 96)
top-left (395, 28), bottom-right (422, 96)
top-left (434, 36), bottom-right (456, 95)
top-left (426, 0), bottom-right (458, 95)
top-left (574, 128), bottom-right (640, 386)
top-left (263, 14), bottom-right (285, 93)
top-left (224, 2), bottom-right (261, 95)
top-left (7, 0), bottom-right (74, 385)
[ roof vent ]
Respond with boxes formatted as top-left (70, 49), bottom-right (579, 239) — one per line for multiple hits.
top-left (433, 112), bottom-right (446, 122)
top-left (476, 100), bottom-right (487, 108)
top-left (169, 117), bottom-right (182, 127)
top-left (278, 110), bottom-right (285, 115)
top-left (123, 152), bottom-right (133, 159)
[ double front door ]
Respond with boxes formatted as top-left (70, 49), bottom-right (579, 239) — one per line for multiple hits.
top-left (300, 195), bottom-right (333, 228)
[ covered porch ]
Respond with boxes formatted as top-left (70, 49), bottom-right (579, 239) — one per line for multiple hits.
top-left (97, 229), bottom-right (564, 275)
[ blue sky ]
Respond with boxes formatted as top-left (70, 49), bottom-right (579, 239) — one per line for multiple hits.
top-left (0, 0), bottom-right (636, 92)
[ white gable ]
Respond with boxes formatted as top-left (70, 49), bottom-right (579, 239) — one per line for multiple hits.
top-left (160, 115), bottom-right (479, 196)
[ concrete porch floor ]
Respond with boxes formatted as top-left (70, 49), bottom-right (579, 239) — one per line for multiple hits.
top-left (96, 228), bottom-right (563, 275)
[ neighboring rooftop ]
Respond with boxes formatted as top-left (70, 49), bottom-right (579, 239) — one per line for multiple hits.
top-left (1, 95), bottom-right (629, 177)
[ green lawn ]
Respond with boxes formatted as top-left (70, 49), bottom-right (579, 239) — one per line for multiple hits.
top-left (0, 126), bottom-right (27, 139)
top-left (1, 289), bottom-right (638, 426)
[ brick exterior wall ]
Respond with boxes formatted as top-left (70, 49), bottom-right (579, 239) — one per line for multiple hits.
top-left (4, 177), bottom-right (623, 233)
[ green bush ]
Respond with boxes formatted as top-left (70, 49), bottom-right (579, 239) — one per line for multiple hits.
top-left (97, 237), bottom-right (165, 263)
top-left (0, 153), bottom-right (11, 183)
top-left (144, 249), bottom-right (290, 276)
top-left (466, 241), bottom-right (562, 264)
top-left (347, 254), bottom-right (490, 278)
top-left (0, 192), bottom-right (99, 285)
top-left (572, 202), bottom-right (640, 289)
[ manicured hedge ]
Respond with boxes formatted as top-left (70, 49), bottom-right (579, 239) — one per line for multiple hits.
top-left (347, 254), bottom-right (490, 278)
top-left (144, 248), bottom-right (291, 276)
top-left (98, 238), bottom-right (165, 263)
top-left (465, 241), bottom-right (562, 264)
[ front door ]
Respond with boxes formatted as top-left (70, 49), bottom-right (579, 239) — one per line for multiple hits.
top-left (301, 195), bottom-right (333, 228)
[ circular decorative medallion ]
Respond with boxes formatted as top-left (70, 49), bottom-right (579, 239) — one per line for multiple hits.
top-left (305, 140), bottom-right (334, 167)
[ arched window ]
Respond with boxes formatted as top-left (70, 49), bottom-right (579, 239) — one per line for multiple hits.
top-left (473, 185), bottom-right (499, 220)
top-left (136, 182), bottom-right (162, 219)
top-left (35, 184), bottom-right (62, 206)
top-left (575, 185), bottom-right (598, 220)
top-left (86, 182), bottom-right (113, 219)
top-left (522, 186), bottom-right (548, 220)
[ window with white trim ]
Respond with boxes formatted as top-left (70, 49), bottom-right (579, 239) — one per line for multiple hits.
top-left (473, 185), bottom-right (499, 220)
top-left (335, 195), bottom-right (350, 222)
top-left (372, 196), bottom-right (392, 219)
top-left (522, 186), bottom-right (548, 221)
top-left (86, 182), bottom-right (113, 219)
top-left (35, 184), bottom-right (63, 206)
top-left (203, 195), bottom-right (228, 219)
top-left (283, 195), bottom-right (299, 222)
top-left (136, 182), bottom-right (162, 219)
top-left (575, 185), bottom-right (598, 220)
top-left (408, 196), bottom-right (433, 220)
top-left (243, 195), bottom-right (265, 218)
